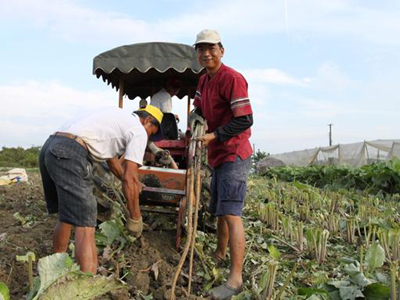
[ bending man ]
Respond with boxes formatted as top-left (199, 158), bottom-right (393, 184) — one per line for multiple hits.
top-left (39, 105), bottom-right (163, 274)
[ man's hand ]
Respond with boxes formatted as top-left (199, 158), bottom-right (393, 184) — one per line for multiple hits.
top-left (197, 132), bottom-right (216, 147)
top-left (138, 182), bottom-right (145, 193)
top-left (155, 150), bottom-right (172, 165)
top-left (126, 217), bottom-right (143, 238)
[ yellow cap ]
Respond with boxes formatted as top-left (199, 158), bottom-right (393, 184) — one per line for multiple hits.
top-left (138, 104), bottom-right (163, 124)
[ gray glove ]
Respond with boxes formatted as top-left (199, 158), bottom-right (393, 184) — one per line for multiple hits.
top-left (188, 111), bottom-right (205, 130)
top-left (155, 150), bottom-right (172, 165)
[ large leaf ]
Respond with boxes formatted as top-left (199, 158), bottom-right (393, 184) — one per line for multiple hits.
top-left (37, 274), bottom-right (125, 300)
top-left (98, 220), bottom-right (122, 245)
top-left (326, 281), bottom-right (350, 289)
top-left (33, 253), bottom-right (79, 300)
top-left (363, 283), bottom-right (390, 300)
top-left (374, 272), bottom-right (389, 285)
top-left (0, 282), bottom-right (10, 300)
top-left (344, 263), bottom-right (372, 288)
top-left (339, 285), bottom-right (364, 300)
top-left (365, 243), bottom-right (385, 272)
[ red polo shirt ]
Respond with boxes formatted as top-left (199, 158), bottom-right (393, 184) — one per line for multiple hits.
top-left (193, 64), bottom-right (253, 168)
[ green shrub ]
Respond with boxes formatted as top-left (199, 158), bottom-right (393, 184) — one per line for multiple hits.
top-left (263, 158), bottom-right (400, 195)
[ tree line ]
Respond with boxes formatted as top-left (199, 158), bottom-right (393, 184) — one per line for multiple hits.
top-left (0, 146), bottom-right (41, 168)
top-left (0, 146), bottom-right (268, 169)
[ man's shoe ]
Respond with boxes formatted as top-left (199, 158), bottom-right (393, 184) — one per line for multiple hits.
top-left (208, 282), bottom-right (242, 300)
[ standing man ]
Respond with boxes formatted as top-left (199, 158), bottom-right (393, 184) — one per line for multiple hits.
top-left (39, 105), bottom-right (163, 274)
top-left (192, 29), bottom-right (253, 299)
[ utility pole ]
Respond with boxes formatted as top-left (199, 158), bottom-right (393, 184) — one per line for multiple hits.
top-left (328, 124), bottom-right (333, 146)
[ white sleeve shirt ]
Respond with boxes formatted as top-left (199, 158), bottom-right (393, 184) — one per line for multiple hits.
top-left (150, 88), bottom-right (172, 113)
top-left (58, 107), bottom-right (148, 164)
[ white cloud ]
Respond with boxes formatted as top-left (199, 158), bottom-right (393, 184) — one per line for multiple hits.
top-left (242, 69), bottom-right (309, 87)
top-left (0, 80), bottom-right (193, 147)
top-left (0, 80), bottom-right (117, 146)
top-left (245, 60), bottom-right (400, 154)
top-left (1, 0), bottom-right (399, 45)
top-left (309, 62), bottom-right (354, 92)
top-left (248, 83), bottom-right (271, 106)
top-left (0, 0), bottom-right (164, 45)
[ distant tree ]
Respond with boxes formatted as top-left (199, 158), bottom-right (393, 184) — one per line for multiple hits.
top-left (252, 149), bottom-right (268, 163)
top-left (251, 149), bottom-right (268, 171)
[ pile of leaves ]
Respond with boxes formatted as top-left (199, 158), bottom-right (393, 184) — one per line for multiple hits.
top-left (261, 158), bottom-right (400, 194)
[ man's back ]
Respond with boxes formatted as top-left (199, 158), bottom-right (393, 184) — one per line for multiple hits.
top-left (59, 107), bottom-right (147, 163)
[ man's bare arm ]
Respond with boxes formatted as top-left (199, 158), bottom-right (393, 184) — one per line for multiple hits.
top-left (122, 160), bottom-right (141, 220)
top-left (106, 157), bottom-right (124, 181)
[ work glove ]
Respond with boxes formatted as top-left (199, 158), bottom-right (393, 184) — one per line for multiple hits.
top-left (188, 111), bottom-right (205, 130)
top-left (126, 217), bottom-right (143, 238)
top-left (155, 150), bottom-right (172, 165)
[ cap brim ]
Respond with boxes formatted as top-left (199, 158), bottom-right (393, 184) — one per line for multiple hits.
top-left (149, 126), bottom-right (163, 142)
top-left (194, 39), bottom-right (221, 46)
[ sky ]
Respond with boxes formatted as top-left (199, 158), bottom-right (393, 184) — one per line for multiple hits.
top-left (1, 0), bottom-right (399, 154)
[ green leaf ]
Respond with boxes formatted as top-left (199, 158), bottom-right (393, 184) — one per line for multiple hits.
top-left (344, 263), bottom-right (371, 288)
top-left (293, 181), bottom-right (311, 191)
top-left (268, 244), bottom-right (281, 260)
top-left (212, 267), bottom-right (221, 280)
top-left (363, 283), bottom-right (390, 300)
top-left (326, 280), bottom-right (350, 289)
top-left (0, 282), bottom-right (10, 300)
top-left (16, 251), bottom-right (36, 263)
top-left (365, 243), bottom-right (385, 272)
top-left (374, 272), bottom-right (389, 285)
top-left (203, 281), bottom-right (214, 292)
top-left (297, 287), bottom-right (328, 297)
top-left (98, 220), bottom-right (121, 245)
top-left (231, 290), bottom-right (253, 300)
top-left (13, 212), bottom-right (26, 225)
top-left (26, 277), bottom-right (40, 300)
top-left (339, 285), bottom-right (364, 300)
top-left (339, 257), bottom-right (357, 264)
top-left (328, 290), bottom-right (342, 300)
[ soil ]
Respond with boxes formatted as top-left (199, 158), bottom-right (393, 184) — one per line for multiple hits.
top-left (0, 172), bottom-right (210, 300)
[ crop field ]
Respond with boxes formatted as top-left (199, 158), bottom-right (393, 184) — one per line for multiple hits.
top-left (1, 160), bottom-right (400, 299)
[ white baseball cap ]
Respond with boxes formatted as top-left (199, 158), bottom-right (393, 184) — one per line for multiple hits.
top-left (194, 29), bottom-right (221, 45)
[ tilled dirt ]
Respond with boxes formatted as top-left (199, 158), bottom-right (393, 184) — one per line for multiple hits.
top-left (0, 172), bottom-right (209, 299)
